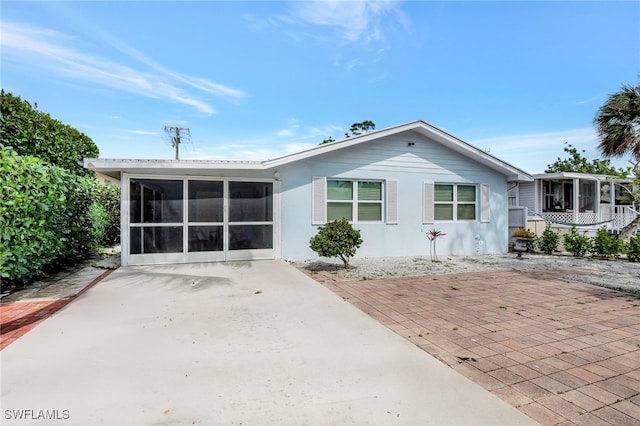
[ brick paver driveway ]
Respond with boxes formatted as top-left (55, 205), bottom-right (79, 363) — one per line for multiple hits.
top-left (313, 268), bottom-right (640, 426)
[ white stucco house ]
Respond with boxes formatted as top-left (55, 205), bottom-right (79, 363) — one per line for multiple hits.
top-left (84, 120), bottom-right (533, 266)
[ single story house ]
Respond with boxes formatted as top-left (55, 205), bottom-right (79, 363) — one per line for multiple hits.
top-left (84, 120), bottom-right (533, 266)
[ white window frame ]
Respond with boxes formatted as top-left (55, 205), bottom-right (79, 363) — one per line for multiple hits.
top-left (326, 179), bottom-right (384, 223)
top-left (434, 183), bottom-right (478, 222)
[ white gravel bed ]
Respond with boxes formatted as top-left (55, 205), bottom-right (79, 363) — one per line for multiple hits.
top-left (293, 253), bottom-right (640, 296)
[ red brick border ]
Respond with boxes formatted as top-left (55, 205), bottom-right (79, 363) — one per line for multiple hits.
top-left (0, 269), bottom-right (114, 350)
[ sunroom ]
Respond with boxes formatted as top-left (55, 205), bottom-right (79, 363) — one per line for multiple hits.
top-left (534, 172), bottom-right (635, 230)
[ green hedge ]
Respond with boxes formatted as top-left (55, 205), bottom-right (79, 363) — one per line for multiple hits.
top-left (0, 147), bottom-right (100, 285)
top-left (0, 91), bottom-right (98, 176)
top-left (92, 182), bottom-right (120, 246)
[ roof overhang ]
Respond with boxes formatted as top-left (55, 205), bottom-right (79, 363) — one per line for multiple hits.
top-left (532, 172), bottom-right (631, 182)
top-left (83, 158), bottom-right (267, 180)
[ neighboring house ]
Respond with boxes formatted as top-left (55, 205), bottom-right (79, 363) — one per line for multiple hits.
top-left (84, 120), bottom-right (532, 266)
top-left (516, 172), bottom-right (638, 235)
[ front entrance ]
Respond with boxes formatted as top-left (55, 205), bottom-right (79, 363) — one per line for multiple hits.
top-left (125, 177), bottom-right (274, 265)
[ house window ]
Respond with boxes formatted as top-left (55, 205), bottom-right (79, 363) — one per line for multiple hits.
top-left (327, 180), bottom-right (383, 222)
top-left (434, 184), bottom-right (476, 221)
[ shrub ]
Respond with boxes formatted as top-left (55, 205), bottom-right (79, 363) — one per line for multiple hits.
top-left (591, 227), bottom-right (625, 259)
top-left (92, 182), bottom-right (121, 246)
top-left (309, 219), bottom-right (363, 269)
top-left (563, 225), bottom-right (592, 257)
top-left (0, 147), bottom-right (99, 285)
top-left (627, 235), bottom-right (640, 262)
top-left (537, 225), bottom-right (560, 254)
top-left (526, 233), bottom-right (538, 252)
top-left (0, 91), bottom-right (98, 176)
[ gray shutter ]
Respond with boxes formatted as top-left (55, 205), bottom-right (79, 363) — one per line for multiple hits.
top-left (312, 176), bottom-right (327, 224)
top-left (386, 179), bottom-right (398, 224)
top-left (481, 183), bottom-right (490, 223)
top-left (423, 181), bottom-right (434, 224)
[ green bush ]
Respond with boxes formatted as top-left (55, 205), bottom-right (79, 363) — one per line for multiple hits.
top-left (627, 235), bottom-right (640, 262)
top-left (0, 147), bottom-right (99, 285)
top-left (591, 227), bottom-right (625, 258)
top-left (526, 233), bottom-right (538, 252)
top-left (563, 225), bottom-right (592, 257)
top-left (309, 219), bottom-right (363, 269)
top-left (0, 91), bottom-right (98, 176)
top-left (537, 225), bottom-right (560, 254)
top-left (92, 182), bottom-right (120, 246)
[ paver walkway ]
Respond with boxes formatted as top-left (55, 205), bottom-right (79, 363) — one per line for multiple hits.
top-left (312, 268), bottom-right (640, 426)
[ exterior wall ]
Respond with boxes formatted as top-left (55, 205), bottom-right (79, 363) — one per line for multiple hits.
top-left (519, 181), bottom-right (536, 216)
top-left (275, 131), bottom-right (510, 260)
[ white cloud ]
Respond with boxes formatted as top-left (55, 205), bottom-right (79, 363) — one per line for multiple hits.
top-left (1, 21), bottom-right (245, 114)
top-left (127, 130), bottom-right (160, 136)
top-left (186, 142), bottom-right (316, 162)
top-left (473, 128), bottom-right (598, 152)
top-left (277, 129), bottom-right (295, 137)
top-left (183, 120), bottom-right (344, 161)
top-left (265, 1), bottom-right (409, 68)
top-left (287, 1), bottom-right (399, 44)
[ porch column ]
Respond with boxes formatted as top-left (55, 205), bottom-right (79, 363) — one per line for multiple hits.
top-left (611, 180), bottom-right (618, 232)
top-left (573, 178), bottom-right (579, 223)
top-left (611, 181), bottom-right (617, 208)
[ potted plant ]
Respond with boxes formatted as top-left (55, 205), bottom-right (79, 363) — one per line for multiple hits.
top-left (512, 228), bottom-right (533, 257)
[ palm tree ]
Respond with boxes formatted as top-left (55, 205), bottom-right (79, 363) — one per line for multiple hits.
top-left (595, 83), bottom-right (640, 161)
top-left (594, 82), bottom-right (640, 241)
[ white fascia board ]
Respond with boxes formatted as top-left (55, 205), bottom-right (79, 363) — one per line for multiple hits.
top-left (532, 172), bottom-right (610, 181)
top-left (84, 158), bottom-right (267, 176)
top-left (84, 158), bottom-right (264, 169)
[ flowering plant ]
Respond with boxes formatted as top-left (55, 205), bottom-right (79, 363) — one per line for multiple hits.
top-left (512, 228), bottom-right (533, 238)
top-left (427, 229), bottom-right (446, 261)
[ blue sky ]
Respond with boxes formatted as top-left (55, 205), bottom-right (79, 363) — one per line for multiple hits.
top-left (2, 1), bottom-right (638, 174)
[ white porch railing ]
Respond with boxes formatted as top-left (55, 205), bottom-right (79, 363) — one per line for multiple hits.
top-left (539, 205), bottom-right (638, 230)
top-left (600, 205), bottom-right (639, 230)
top-left (540, 211), bottom-right (599, 226)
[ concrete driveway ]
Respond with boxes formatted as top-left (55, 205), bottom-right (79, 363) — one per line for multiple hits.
top-left (1, 261), bottom-right (535, 425)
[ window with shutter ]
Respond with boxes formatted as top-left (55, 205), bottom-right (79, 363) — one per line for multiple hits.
top-left (431, 183), bottom-right (478, 221)
top-left (311, 176), bottom-right (327, 224)
top-left (423, 181), bottom-right (434, 224)
top-left (481, 183), bottom-right (490, 223)
top-left (313, 178), bottom-right (385, 223)
top-left (386, 179), bottom-right (398, 224)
